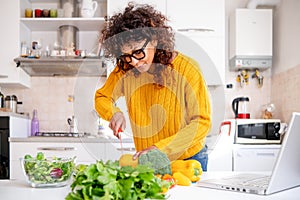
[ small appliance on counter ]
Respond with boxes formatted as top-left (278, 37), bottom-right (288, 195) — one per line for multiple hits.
top-left (2, 95), bottom-right (24, 114)
top-left (4, 95), bottom-right (18, 113)
top-left (232, 96), bottom-right (250, 119)
top-left (234, 118), bottom-right (282, 144)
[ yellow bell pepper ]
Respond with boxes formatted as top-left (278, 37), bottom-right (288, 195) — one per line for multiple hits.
top-left (172, 172), bottom-right (191, 186)
top-left (171, 159), bottom-right (202, 182)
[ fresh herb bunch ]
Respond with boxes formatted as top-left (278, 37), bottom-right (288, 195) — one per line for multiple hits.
top-left (66, 160), bottom-right (171, 200)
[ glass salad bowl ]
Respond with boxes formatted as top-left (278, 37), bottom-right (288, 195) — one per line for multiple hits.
top-left (20, 152), bottom-right (75, 188)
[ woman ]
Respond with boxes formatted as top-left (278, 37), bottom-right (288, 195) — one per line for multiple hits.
top-left (94, 2), bottom-right (211, 171)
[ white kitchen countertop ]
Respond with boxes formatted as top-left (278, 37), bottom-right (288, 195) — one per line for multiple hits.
top-left (1, 172), bottom-right (299, 200)
top-left (0, 112), bottom-right (29, 119)
top-left (9, 136), bottom-right (134, 143)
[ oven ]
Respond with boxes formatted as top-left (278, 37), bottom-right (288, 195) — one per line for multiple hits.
top-left (0, 117), bottom-right (9, 179)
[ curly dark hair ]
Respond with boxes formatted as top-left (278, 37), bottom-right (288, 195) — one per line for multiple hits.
top-left (99, 2), bottom-right (175, 86)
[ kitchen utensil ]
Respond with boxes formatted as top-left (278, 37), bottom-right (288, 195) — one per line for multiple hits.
top-left (58, 25), bottom-right (79, 50)
top-left (43, 9), bottom-right (50, 17)
top-left (20, 155), bottom-right (75, 188)
top-left (118, 128), bottom-right (124, 155)
top-left (232, 96), bottom-right (250, 119)
top-left (67, 116), bottom-right (78, 133)
top-left (81, 0), bottom-right (98, 18)
top-left (60, 0), bottom-right (79, 17)
top-left (4, 95), bottom-right (18, 113)
top-left (34, 9), bottom-right (42, 17)
top-left (50, 9), bottom-right (57, 17)
top-left (25, 8), bottom-right (33, 18)
top-left (261, 103), bottom-right (275, 119)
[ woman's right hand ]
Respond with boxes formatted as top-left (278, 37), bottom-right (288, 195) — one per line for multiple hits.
top-left (109, 112), bottom-right (126, 139)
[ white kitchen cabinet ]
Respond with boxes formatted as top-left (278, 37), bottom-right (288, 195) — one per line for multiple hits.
top-left (233, 145), bottom-right (281, 171)
top-left (0, 1), bottom-right (31, 88)
top-left (107, 0), bottom-right (166, 16)
top-left (167, 0), bottom-right (225, 85)
top-left (166, 0), bottom-right (225, 35)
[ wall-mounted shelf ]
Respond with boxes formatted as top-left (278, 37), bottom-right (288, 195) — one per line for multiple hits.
top-left (20, 17), bottom-right (105, 31)
top-left (14, 57), bottom-right (107, 77)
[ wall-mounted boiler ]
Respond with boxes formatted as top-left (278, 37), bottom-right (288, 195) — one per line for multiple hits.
top-left (229, 9), bottom-right (273, 71)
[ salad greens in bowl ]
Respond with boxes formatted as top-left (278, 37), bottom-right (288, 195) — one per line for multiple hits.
top-left (20, 152), bottom-right (75, 188)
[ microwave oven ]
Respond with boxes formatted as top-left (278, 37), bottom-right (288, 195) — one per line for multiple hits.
top-left (234, 119), bottom-right (281, 144)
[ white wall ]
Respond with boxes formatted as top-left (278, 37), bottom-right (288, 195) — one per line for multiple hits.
top-left (273, 0), bottom-right (300, 74)
top-left (271, 0), bottom-right (300, 122)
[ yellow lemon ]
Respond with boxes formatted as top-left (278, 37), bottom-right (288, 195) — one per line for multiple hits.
top-left (119, 154), bottom-right (138, 168)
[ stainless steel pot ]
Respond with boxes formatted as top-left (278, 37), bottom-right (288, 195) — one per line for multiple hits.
top-left (5, 95), bottom-right (18, 113)
top-left (58, 25), bottom-right (79, 50)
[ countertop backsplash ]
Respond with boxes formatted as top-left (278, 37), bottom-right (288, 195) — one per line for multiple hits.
top-left (2, 76), bottom-right (106, 133)
top-left (271, 64), bottom-right (300, 122)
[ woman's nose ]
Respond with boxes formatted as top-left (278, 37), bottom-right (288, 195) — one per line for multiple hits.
top-left (130, 57), bottom-right (140, 66)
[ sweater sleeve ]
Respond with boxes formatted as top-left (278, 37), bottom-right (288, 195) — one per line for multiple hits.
top-left (94, 66), bottom-right (124, 121)
top-left (154, 58), bottom-right (212, 160)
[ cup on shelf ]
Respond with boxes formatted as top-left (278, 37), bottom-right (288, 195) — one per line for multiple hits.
top-left (57, 9), bottom-right (64, 18)
top-left (42, 9), bottom-right (50, 17)
top-left (50, 9), bottom-right (57, 18)
top-left (35, 9), bottom-right (42, 18)
top-left (25, 8), bottom-right (33, 18)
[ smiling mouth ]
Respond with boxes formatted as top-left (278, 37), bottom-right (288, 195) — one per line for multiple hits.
top-left (136, 64), bottom-right (146, 69)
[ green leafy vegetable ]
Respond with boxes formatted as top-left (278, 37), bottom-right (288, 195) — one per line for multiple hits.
top-left (66, 160), bottom-right (170, 200)
top-left (22, 152), bottom-right (75, 186)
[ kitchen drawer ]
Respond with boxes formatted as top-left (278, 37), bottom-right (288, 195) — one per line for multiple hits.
top-left (10, 142), bottom-right (104, 162)
top-left (233, 146), bottom-right (280, 171)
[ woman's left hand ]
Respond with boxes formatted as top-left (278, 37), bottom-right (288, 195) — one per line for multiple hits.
top-left (133, 145), bottom-right (157, 160)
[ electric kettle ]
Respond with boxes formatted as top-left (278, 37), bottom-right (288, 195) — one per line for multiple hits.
top-left (232, 97), bottom-right (250, 119)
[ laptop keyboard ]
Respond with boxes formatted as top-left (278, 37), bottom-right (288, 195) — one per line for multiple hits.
top-left (241, 176), bottom-right (270, 188)
top-left (220, 174), bottom-right (271, 189)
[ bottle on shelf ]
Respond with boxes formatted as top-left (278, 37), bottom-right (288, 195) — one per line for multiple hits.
top-left (31, 109), bottom-right (39, 136)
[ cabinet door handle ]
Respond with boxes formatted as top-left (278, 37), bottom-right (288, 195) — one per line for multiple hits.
top-left (37, 147), bottom-right (76, 151)
top-left (177, 28), bottom-right (215, 32)
top-left (256, 152), bottom-right (275, 157)
top-left (116, 147), bottom-right (136, 152)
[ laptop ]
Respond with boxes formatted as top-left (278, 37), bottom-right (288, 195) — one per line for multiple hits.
top-left (196, 112), bottom-right (300, 195)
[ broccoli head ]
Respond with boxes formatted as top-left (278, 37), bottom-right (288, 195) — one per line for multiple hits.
top-left (138, 149), bottom-right (172, 175)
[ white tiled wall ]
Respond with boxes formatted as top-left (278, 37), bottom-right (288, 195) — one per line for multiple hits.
top-left (2, 76), bottom-right (105, 133)
top-left (271, 64), bottom-right (300, 122)
top-left (223, 68), bottom-right (272, 119)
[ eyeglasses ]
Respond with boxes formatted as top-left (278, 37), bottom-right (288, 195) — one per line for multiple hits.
top-left (119, 39), bottom-right (150, 63)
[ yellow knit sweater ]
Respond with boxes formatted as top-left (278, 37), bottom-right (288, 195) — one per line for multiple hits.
top-left (95, 52), bottom-right (211, 161)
